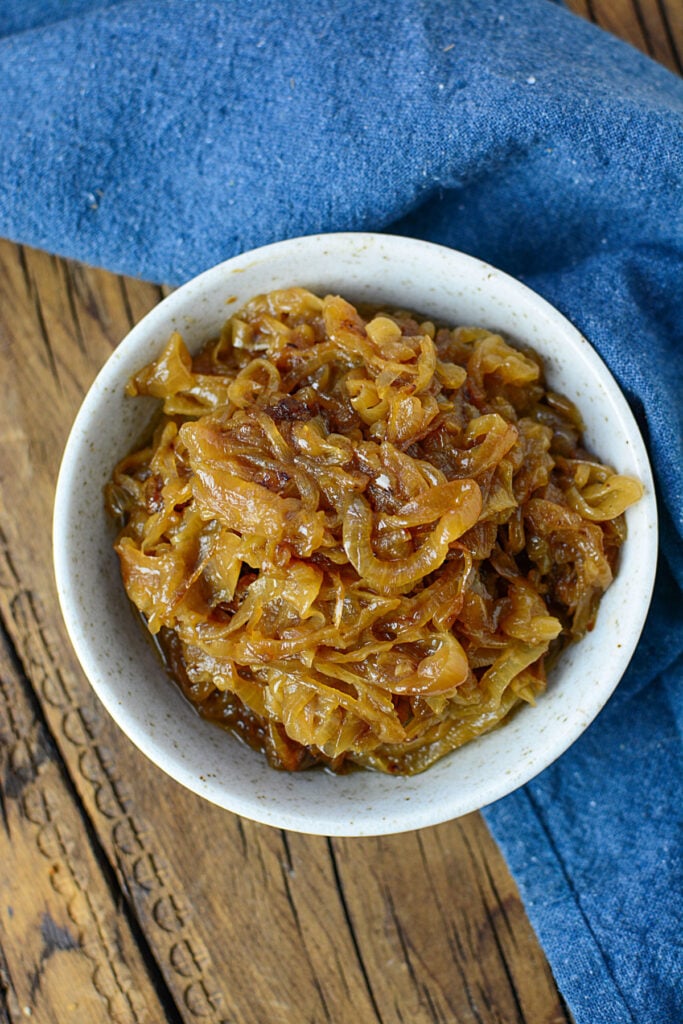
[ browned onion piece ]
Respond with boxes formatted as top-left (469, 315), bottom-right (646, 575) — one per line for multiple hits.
top-left (342, 484), bottom-right (482, 595)
top-left (106, 288), bottom-right (643, 776)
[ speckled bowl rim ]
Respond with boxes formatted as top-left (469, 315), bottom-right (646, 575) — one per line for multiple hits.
top-left (53, 232), bottom-right (657, 836)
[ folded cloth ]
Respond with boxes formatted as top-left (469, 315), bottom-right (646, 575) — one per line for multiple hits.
top-left (1, 1), bottom-right (681, 1020)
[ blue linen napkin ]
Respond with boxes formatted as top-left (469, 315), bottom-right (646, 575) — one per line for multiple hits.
top-left (2, 1), bottom-right (681, 1020)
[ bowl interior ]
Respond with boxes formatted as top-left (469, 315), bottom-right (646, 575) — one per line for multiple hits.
top-left (53, 233), bottom-right (657, 835)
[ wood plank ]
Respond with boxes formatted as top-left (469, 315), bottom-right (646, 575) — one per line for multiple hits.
top-left (636, 0), bottom-right (683, 72)
top-left (0, 243), bottom-right (246, 1024)
top-left (587, 0), bottom-right (655, 58)
top-left (0, 621), bottom-right (176, 1023)
top-left (565, 0), bottom-right (591, 21)
top-left (0, 236), bottom-right (570, 1023)
top-left (566, 0), bottom-right (683, 73)
top-left (327, 823), bottom-right (570, 1024)
top-left (659, 0), bottom-right (683, 72)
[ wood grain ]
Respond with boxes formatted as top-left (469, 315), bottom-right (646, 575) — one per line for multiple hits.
top-left (0, 622), bottom-right (174, 1024)
top-left (0, 233), bottom-right (572, 1024)
top-left (566, 0), bottom-right (683, 72)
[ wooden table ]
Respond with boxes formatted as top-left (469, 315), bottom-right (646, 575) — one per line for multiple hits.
top-left (0, 4), bottom-right (678, 1022)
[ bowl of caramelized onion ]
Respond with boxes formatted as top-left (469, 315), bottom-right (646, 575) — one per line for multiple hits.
top-left (53, 233), bottom-right (656, 835)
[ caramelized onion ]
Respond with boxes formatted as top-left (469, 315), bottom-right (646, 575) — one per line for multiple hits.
top-left (342, 484), bottom-right (481, 594)
top-left (106, 288), bottom-right (643, 775)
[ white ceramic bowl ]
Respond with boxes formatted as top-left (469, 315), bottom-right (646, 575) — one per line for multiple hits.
top-left (53, 233), bottom-right (657, 836)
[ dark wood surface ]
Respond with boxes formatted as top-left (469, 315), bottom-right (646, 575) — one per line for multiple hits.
top-left (0, 5), bottom-right (677, 1023)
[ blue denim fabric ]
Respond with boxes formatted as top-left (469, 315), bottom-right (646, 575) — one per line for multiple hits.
top-left (1, 2), bottom-right (681, 1021)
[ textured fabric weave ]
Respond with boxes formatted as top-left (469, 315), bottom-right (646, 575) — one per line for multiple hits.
top-left (2, 2), bottom-right (681, 1021)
